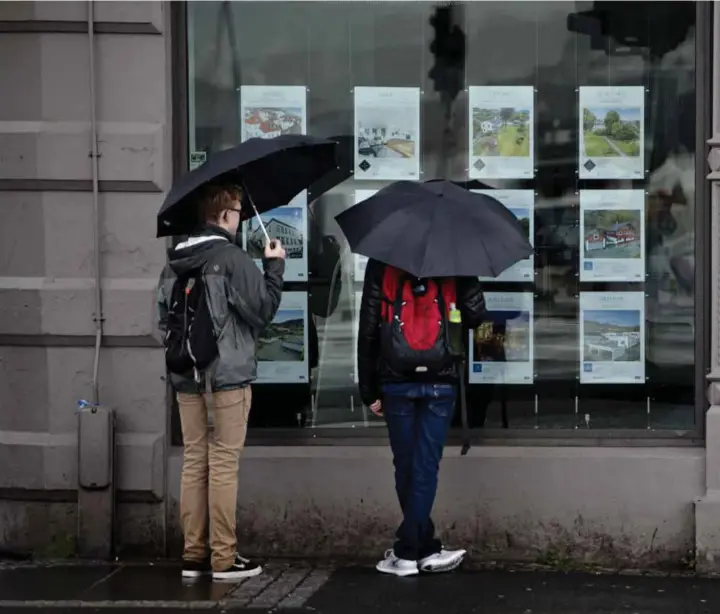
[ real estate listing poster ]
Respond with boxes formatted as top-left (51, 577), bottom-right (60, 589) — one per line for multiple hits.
top-left (239, 85), bottom-right (307, 142)
top-left (468, 292), bottom-right (534, 385)
top-left (256, 291), bottom-right (309, 384)
top-left (579, 86), bottom-right (645, 180)
top-left (243, 191), bottom-right (308, 281)
top-left (580, 190), bottom-right (645, 282)
top-left (472, 190), bottom-right (534, 282)
top-left (352, 189), bottom-right (378, 282)
top-left (353, 291), bottom-right (362, 384)
top-left (354, 87), bottom-right (421, 181)
top-left (468, 86), bottom-right (534, 180)
top-left (580, 292), bottom-right (645, 384)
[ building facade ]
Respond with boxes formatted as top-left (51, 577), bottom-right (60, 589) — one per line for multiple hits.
top-left (1, 0), bottom-right (720, 570)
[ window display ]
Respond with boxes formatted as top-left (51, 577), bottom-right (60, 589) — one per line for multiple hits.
top-left (354, 87), bottom-right (421, 181)
top-left (240, 86), bottom-right (307, 141)
top-left (468, 86), bottom-right (535, 180)
top-left (243, 191), bottom-right (308, 282)
top-left (473, 190), bottom-right (535, 283)
top-left (579, 190), bottom-right (645, 282)
top-left (469, 292), bottom-right (535, 385)
top-left (579, 292), bottom-right (646, 385)
top-left (256, 292), bottom-right (309, 384)
top-left (578, 86), bottom-right (645, 180)
top-left (352, 190), bottom-right (377, 282)
top-left (186, 1), bottom-right (702, 435)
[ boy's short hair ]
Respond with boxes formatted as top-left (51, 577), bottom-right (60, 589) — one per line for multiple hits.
top-left (198, 184), bottom-right (243, 223)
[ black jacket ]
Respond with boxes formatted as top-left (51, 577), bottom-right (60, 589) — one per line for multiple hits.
top-left (157, 225), bottom-right (285, 392)
top-left (357, 259), bottom-right (486, 406)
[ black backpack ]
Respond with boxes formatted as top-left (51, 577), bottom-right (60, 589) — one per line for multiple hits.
top-left (164, 269), bottom-right (218, 378)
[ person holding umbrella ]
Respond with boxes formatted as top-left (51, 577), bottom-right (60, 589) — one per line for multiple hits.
top-left (158, 183), bottom-right (285, 581)
top-left (337, 180), bottom-right (532, 576)
top-left (156, 135), bottom-right (339, 581)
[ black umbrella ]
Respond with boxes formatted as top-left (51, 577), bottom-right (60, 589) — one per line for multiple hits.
top-left (335, 179), bottom-right (532, 279)
top-left (157, 134), bottom-right (338, 237)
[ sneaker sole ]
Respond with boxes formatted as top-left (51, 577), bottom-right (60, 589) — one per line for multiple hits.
top-left (375, 563), bottom-right (419, 577)
top-left (420, 554), bottom-right (466, 574)
top-left (212, 566), bottom-right (263, 581)
top-left (181, 570), bottom-right (207, 578)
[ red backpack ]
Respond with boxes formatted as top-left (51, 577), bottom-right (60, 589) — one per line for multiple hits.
top-left (379, 266), bottom-right (457, 376)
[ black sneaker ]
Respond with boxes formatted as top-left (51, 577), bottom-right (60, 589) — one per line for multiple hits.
top-left (181, 558), bottom-right (211, 578)
top-left (212, 553), bottom-right (263, 581)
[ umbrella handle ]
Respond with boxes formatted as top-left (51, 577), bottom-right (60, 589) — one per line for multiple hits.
top-left (244, 186), bottom-right (273, 247)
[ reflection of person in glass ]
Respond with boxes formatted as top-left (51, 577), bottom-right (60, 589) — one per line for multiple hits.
top-left (357, 260), bottom-right (486, 576)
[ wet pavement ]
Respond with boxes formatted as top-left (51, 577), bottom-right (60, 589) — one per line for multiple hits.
top-left (1, 560), bottom-right (720, 612)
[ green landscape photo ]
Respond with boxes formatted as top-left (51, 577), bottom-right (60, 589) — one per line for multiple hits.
top-left (472, 107), bottom-right (531, 157)
top-left (583, 107), bottom-right (641, 158)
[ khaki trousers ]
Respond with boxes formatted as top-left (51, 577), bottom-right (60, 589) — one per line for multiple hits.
top-left (177, 387), bottom-right (251, 571)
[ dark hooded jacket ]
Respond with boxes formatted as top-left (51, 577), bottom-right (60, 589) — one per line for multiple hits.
top-left (357, 259), bottom-right (486, 406)
top-left (156, 226), bottom-right (284, 393)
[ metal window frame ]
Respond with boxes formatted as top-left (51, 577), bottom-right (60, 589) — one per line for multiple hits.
top-left (169, 1), bottom-right (712, 448)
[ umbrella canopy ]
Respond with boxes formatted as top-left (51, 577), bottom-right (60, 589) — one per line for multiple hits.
top-left (335, 179), bottom-right (532, 279)
top-left (157, 134), bottom-right (338, 237)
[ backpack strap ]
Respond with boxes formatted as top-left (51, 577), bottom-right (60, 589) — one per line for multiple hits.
top-left (392, 274), bottom-right (410, 324)
top-left (435, 279), bottom-right (447, 321)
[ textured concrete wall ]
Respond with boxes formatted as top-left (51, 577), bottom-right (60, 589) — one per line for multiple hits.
top-left (168, 446), bottom-right (704, 569)
top-left (0, 1), bottom-right (170, 556)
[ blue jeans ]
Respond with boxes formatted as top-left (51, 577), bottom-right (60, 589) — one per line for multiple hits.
top-left (382, 382), bottom-right (456, 561)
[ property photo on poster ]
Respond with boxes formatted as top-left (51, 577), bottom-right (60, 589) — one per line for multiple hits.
top-left (580, 292), bottom-right (645, 384)
top-left (352, 189), bottom-right (378, 282)
top-left (580, 190), bottom-right (645, 282)
top-left (240, 86), bottom-right (307, 142)
top-left (468, 292), bottom-right (534, 384)
top-left (354, 87), bottom-right (420, 181)
top-left (579, 86), bottom-right (644, 179)
top-left (256, 292), bottom-right (309, 384)
top-left (468, 86), bottom-right (534, 180)
top-left (472, 190), bottom-right (534, 282)
top-left (244, 191), bottom-right (308, 281)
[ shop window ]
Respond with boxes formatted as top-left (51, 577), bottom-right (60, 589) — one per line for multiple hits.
top-left (182, 1), bottom-right (703, 437)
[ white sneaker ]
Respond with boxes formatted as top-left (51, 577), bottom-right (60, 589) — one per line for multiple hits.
top-left (376, 549), bottom-right (419, 577)
top-left (418, 548), bottom-right (467, 573)
top-left (212, 553), bottom-right (263, 581)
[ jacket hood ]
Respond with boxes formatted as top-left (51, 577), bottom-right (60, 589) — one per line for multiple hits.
top-left (167, 226), bottom-right (234, 276)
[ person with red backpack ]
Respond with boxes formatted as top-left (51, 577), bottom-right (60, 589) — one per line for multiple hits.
top-left (357, 259), bottom-right (486, 576)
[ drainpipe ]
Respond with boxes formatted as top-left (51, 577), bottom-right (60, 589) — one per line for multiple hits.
top-left (77, 0), bottom-right (115, 560)
top-left (88, 0), bottom-right (103, 402)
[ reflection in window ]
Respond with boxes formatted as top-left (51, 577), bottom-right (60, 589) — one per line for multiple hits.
top-left (185, 1), bottom-right (702, 433)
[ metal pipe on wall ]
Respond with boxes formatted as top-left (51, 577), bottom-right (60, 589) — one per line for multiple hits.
top-left (87, 0), bottom-right (104, 404)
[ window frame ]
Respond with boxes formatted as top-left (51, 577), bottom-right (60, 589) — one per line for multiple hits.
top-left (170, 1), bottom-right (712, 447)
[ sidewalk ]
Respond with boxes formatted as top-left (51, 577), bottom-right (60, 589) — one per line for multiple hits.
top-left (0, 559), bottom-right (719, 613)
